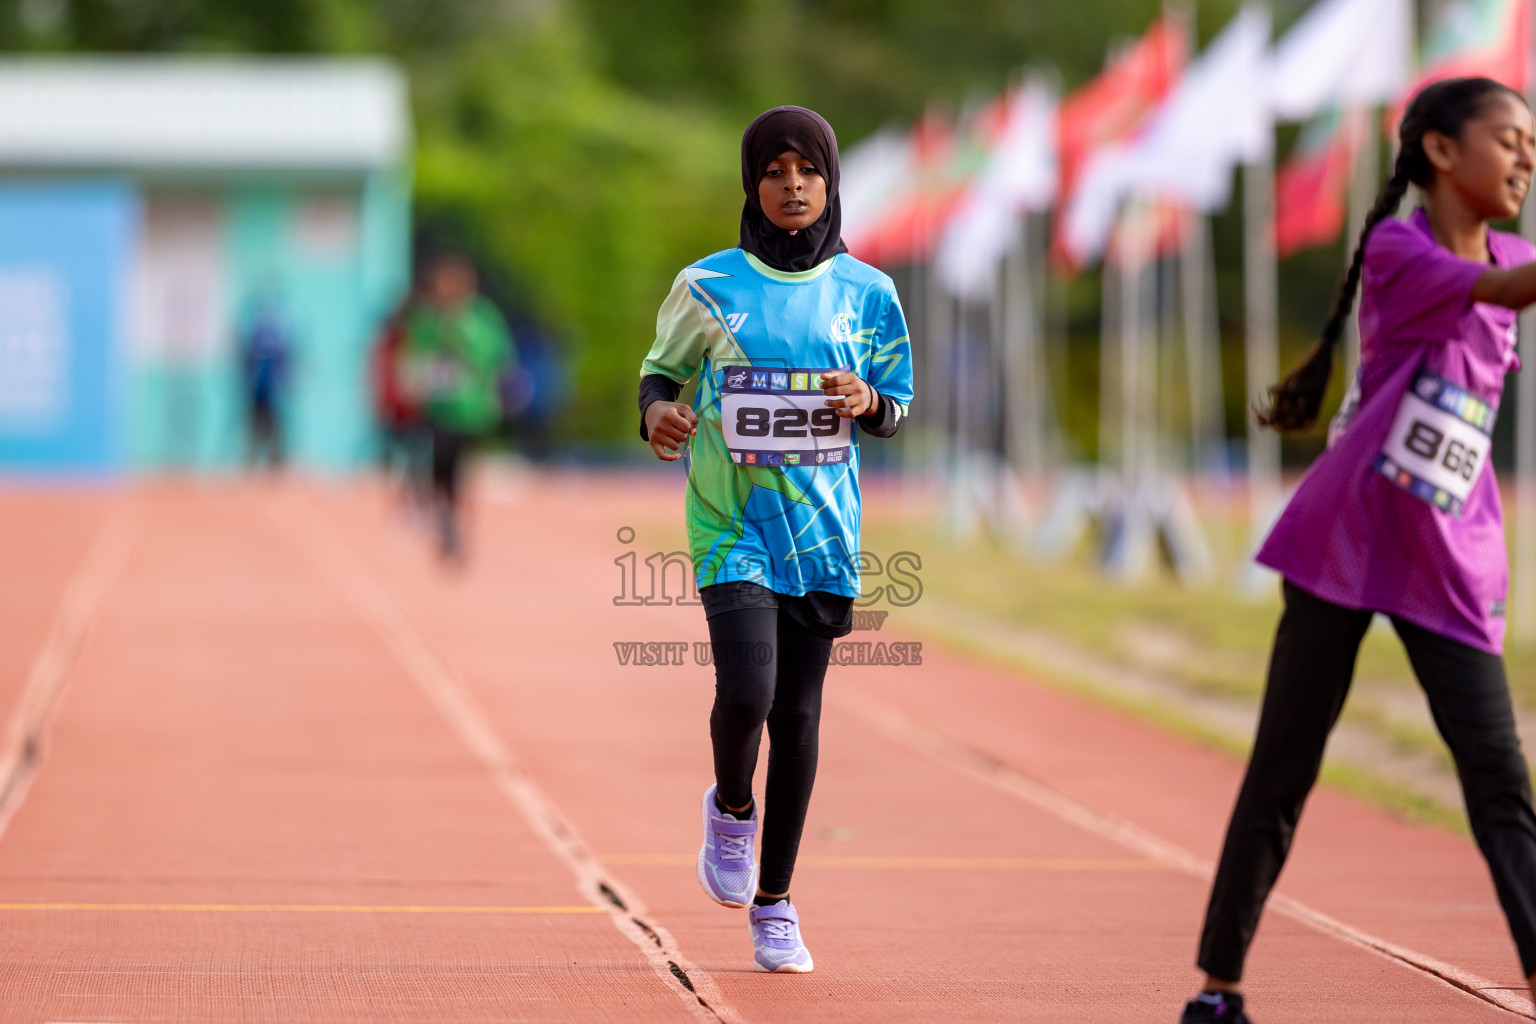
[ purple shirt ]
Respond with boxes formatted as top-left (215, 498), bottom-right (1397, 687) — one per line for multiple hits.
top-left (1257, 208), bottom-right (1534, 654)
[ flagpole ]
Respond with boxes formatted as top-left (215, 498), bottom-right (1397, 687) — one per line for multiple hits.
top-left (1099, 227), bottom-right (1122, 478)
top-left (1167, 0), bottom-right (1201, 475)
top-left (1023, 212), bottom-right (1058, 475)
top-left (1242, 148), bottom-right (1281, 595)
top-left (1180, 212), bottom-right (1212, 475)
top-left (1200, 214), bottom-right (1226, 474)
top-left (1343, 105), bottom-right (1378, 378)
top-left (992, 251), bottom-right (1014, 536)
top-left (1004, 214), bottom-right (1044, 478)
top-left (929, 261), bottom-right (965, 538)
top-left (996, 227), bottom-right (1035, 546)
top-left (1112, 198), bottom-right (1154, 581)
top-left (1121, 203), bottom-right (1143, 512)
top-left (1044, 236), bottom-right (1069, 470)
top-left (1159, 213), bottom-right (1178, 464)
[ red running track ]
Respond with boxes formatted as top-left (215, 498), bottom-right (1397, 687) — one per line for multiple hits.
top-left (0, 476), bottom-right (1529, 1023)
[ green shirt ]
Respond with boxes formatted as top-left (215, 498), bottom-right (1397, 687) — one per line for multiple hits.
top-left (404, 296), bottom-right (514, 434)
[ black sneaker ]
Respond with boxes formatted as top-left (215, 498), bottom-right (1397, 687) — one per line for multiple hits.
top-left (1180, 991), bottom-right (1252, 1023)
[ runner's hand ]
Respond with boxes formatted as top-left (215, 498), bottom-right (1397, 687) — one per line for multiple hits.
top-left (646, 401), bottom-right (698, 461)
top-left (820, 371), bottom-right (879, 419)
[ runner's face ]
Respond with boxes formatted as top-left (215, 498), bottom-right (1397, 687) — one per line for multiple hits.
top-left (758, 149), bottom-right (827, 231)
top-left (430, 262), bottom-right (477, 310)
top-left (1432, 94), bottom-right (1535, 221)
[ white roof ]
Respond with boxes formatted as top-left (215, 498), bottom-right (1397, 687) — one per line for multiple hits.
top-left (0, 58), bottom-right (410, 171)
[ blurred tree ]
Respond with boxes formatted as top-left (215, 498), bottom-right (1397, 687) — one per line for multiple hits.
top-left (573, 0), bottom-right (1214, 140)
top-left (4, 0), bottom-right (1358, 451)
top-left (410, 14), bottom-right (741, 438)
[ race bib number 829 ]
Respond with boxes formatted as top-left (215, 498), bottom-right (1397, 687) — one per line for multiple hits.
top-left (719, 365), bottom-right (853, 468)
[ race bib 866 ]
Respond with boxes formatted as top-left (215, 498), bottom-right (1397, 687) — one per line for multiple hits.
top-left (1373, 370), bottom-right (1497, 517)
top-left (719, 365), bottom-right (852, 468)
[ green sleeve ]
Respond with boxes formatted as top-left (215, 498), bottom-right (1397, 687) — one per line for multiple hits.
top-left (468, 298), bottom-right (513, 371)
top-left (483, 298), bottom-right (516, 369)
top-left (402, 307), bottom-right (434, 356)
top-left (640, 270), bottom-right (705, 384)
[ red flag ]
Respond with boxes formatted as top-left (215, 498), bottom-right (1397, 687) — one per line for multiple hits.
top-left (1275, 108), bottom-right (1365, 258)
top-left (1054, 13), bottom-right (1189, 270)
top-left (849, 112), bottom-right (957, 266)
top-left (850, 96), bottom-right (1022, 267)
top-left (1391, 0), bottom-right (1529, 130)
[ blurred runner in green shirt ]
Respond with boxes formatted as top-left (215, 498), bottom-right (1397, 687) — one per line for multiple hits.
top-left (402, 254), bottom-right (515, 561)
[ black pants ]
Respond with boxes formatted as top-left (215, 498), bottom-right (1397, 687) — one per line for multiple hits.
top-left (247, 397), bottom-right (282, 468)
top-left (1198, 580), bottom-right (1536, 981)
top-left (429, 426), bottom-right (469, 506)
top-left (705, 600), bottom-right (834, 897)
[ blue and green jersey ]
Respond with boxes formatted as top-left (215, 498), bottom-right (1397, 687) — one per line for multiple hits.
top-left (640, 248), bottom-right (915, 599)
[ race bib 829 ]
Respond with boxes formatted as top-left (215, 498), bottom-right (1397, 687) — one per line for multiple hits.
top-left (719, 365), bottom-right (852, 468)
top-left (1373, 370), bottom-right (1497, 517)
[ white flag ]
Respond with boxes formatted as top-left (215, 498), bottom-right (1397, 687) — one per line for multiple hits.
top-left (934, 81), bottom-right (1058, 299)
top-left (1269, 0), bottom-right (1412, 121)
top-left (1063, 6), bottom-right (1272, 266)
top-left (839, 127), bottom-right (915, 256)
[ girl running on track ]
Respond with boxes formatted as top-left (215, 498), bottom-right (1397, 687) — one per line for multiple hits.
top-left (1182, 77), bottom-right (1536, 1024)
top-left (637, 105), bottom-right (914, 973)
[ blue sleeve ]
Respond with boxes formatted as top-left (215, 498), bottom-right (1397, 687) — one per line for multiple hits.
top-left (862, 282), bottom-right (914, 414)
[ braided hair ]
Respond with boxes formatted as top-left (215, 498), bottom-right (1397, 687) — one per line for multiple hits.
top-left (1260, 77), bottom-right (1527, 432)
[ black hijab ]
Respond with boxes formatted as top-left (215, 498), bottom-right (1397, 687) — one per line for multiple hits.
top-left (739, 106), bottom-right (848, 273)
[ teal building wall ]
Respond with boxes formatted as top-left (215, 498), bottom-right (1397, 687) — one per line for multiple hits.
top-left (127, 171), bottom-right (411, 473)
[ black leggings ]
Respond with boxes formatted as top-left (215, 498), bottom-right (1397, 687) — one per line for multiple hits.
top-left (429, 426), bottom-right (468, 506)
top-left (706, 604), bottom-right (834, 896)
top-left (1198, 580), bottom-right (1536, 981)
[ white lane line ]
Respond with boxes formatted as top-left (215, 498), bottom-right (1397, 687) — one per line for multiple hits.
top-left (833, 683), bottom-right (1535, 1020)
top-left (272, 496), bottom-right (744, 1024)
top-left (0, 506), bottom-right (137, 845)
top-left (0, 902), bottom-right (604, 914)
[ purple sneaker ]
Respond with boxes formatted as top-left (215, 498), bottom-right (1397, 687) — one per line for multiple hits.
top-left (697, 784), bottom-right (758, 908)
top-left (748, 899), bottom-right (814, 973)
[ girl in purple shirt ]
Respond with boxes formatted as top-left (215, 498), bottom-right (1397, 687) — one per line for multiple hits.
top-left (1184, 78), bottom-right (1536, 1024)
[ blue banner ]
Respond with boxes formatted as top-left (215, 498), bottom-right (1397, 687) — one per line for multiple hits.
top-left (0, 182), bottom-right (136, 475)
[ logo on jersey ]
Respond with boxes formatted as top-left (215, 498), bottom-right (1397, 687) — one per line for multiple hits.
top-left (731, 452), bottom-right (742, 463)
top-left (791, 373), bottom-right (808, 391)
top-left (826, 449), bottom-right (846, 463)
top-left (750, 372), bottom-right (770, 390)
top-left (744, 452), bottom-right (757, 464)
top-left (770, 372), bottom-right (789, 390)
top-left (727, 370), bottom-right (749, 388)
top-left (724, 312), bottom-right (750, 332)
top-left (830, 312), bottom-right (853, 344)
top-left (784, 453), bottom-right (800, 465)
top-left (815, 451), bottom-right (825, 464)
